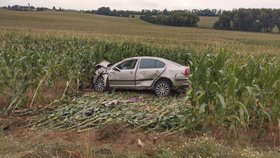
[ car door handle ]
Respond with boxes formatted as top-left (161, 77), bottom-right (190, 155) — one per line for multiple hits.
top-left (130, 71), bottom-right (134, 74)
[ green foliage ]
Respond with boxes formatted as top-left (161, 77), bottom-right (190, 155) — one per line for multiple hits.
top-left (188, 51), bottom-right (280, 129)
top-left (140, 11), bottom-right (200, 27)
top-left (1, 31), bottom-right (280, 131)
top-left (96, 7), bottom-right (112, 16)
top-left (0, 33), bottom-right (193, 111)
top-left (214, 9), bottom-right (280, 33)
top-left (33, 92), bottom-right (194, 131)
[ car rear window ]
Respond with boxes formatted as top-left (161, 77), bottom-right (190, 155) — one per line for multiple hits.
top-left (155, 60), bottom-right (165, 68)
top-left (139, 59), bottom-right (165, 69)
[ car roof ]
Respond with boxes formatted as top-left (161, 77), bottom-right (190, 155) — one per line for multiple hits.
top-left (125, 56), bottom-right (183, 67)
top-left (126, 56), bottom-right (167, 61)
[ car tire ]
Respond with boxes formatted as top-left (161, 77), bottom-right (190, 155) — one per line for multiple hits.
top-left (154, 80), bottom-right (171, 97)
top-left (94, 76), bottom-right (108, 92)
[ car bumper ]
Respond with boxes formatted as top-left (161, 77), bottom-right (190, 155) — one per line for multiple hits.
top-left (173, 79), bottom-right (190, 89)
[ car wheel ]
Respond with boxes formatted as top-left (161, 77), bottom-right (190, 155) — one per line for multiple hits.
top-left (94, 76), bottom-right (108, 92)
top-left (154, 80), bottom-right (171, 97)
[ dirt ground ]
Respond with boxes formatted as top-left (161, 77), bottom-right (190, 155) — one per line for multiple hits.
top-left (0, 115), bottom-right (188, 150)
top-left (1, 114), bottom-right (280, 157)
top-left (0, 115), bottom-right (197, 157)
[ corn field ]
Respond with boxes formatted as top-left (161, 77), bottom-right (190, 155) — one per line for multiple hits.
top-left (0, 32), bottom-right (280, 132)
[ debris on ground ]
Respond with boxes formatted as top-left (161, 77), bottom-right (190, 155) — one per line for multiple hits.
top-left (102, 97), bottom-right (144, 108)
top-left (0, 118), bottom-right (10, 131)
top-left (124, 97), bottom-right (144, 103)
top-left (33, 93), bottom-right (192, 132)
top-left (102, 100), bottom-right (120, 108)
top-left (137, 139), bottom-right (145, 148)
top-left (153, 137), bottom-right (158, 144)
top-left (13, 108), bottom-right (38, 116)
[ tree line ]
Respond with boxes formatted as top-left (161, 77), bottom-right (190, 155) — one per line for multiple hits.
top-left (6, 5), bottom-right (37, 11)
top-left (139, 9), bottom-right (221, 16)
top-left (3, 5), bottom-right (221, 18)
top-left (84, 7), bottom-right (138, 17)
top-left (192, 9), bottom-right (222, 16)
top-left (140, 10), bottom-right (200, 27)
top-left (90, 7), bottom-right (202, 27)
top-left (84, 7), bottom-right (222, 17)
top-left (5, 5), bottom-right (69, 12)
top-left (214, 9), bottom-right (280, 33)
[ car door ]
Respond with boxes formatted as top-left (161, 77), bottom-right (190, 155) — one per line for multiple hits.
top-left (108, 59), bottom-right (138, 88)
top-left (135, 59), bottom-right (166, 87)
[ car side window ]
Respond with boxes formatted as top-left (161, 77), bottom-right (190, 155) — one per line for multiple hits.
top-left (139, 59), bottom-right (165, 69)
top-left (116, 59), bottom-right (138, 70)
top-left (155, 60), bottom-right (165, 68)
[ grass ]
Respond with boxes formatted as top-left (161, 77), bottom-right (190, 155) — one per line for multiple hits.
top-left (1, 131), bottom-right (279, 158)
top-left (155, 136), bottom-right (280, 158)
top-left (0, 9), bottom-right (280, 55)
top-left (198, 16), bottom-right (219, 28)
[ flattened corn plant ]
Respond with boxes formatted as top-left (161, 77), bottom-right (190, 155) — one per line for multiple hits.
top-left (0, 32), bottom-right (280, 132)
top-left (34, 93), bottom-right (198, 132)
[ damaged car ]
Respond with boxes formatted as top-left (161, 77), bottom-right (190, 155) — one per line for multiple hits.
top-left (93, 56), bottom-right (190, 96)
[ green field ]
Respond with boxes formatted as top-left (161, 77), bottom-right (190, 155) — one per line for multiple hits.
top-left (1, 8), bottom-right (280, 158)
top-left (198, 16), bottom-right (219, 28)
top-left (1, 9), bottom-right (280, 55)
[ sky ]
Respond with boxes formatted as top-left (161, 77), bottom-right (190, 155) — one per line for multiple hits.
top-left (1, 0), bottom-right (280, 11)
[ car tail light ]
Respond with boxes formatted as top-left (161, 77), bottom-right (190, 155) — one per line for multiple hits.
top-left (184, 67), bottom-right (190, 76)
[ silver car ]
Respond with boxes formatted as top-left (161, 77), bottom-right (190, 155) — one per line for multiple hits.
top-left (93, 56), bottom-right (190, 96)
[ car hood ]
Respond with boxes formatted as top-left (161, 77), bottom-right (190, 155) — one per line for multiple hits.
top-left (96, 60), bottom-right (111, 69)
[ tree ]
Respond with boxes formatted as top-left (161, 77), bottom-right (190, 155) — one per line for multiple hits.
top-left (162, 9), bottom-right (169, 16)
top-left (97, 7), bottom-right (112, 16)
top-left (214, 11), bottom-right (233, 29)
top-left (232, 9), bottom-right (254, 31)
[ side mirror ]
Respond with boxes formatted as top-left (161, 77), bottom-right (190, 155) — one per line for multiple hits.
top-left (113, 67), bottom-right (121, 72)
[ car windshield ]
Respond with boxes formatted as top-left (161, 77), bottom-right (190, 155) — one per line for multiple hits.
top-left (116, 59), bottom-right (138, 70)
